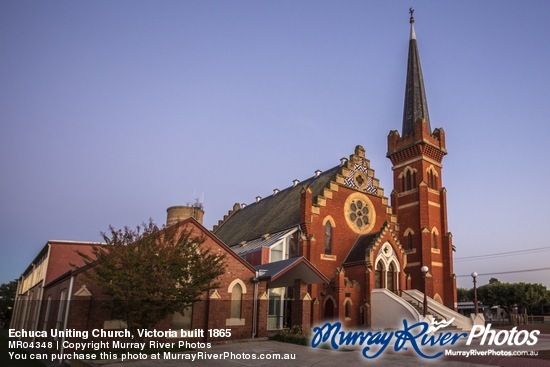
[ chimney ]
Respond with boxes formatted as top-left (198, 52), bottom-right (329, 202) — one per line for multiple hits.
top-left (166, 205), bottom-right (205, 226)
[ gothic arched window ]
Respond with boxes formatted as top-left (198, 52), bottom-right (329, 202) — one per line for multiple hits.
top-left (388, 262), bottom-right (396, 292)
top-left (344, 300), bottom-right (352, 319)
top-left (375, 261), bottom-right (384, 288)
top-left (324, 221), bottom-right (332, 255)
top-left (230, 283), bottom-right (243, 319)
top-left (427, 168), bottom-right (439, 190)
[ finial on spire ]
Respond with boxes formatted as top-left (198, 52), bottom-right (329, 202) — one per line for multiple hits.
top-left (402, 6), bottom-right (430, 136)
top-left (409, 7), bottom-right (416, 40)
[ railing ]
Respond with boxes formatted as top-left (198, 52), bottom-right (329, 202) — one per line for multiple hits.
top-left (400, 289), bottom-right (473, 330)
top-left (401, 289), bottom-right (449, 322)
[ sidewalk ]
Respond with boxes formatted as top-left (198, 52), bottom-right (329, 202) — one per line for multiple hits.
top-left (87, 336), bottom-right (550, 367)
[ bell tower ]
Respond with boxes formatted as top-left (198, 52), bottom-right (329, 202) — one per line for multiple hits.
top-left (387, 9), bottom-right (457, 310)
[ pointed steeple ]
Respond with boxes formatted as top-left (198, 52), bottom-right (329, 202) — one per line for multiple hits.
top-left (402, 8), bottom-right (431, 136)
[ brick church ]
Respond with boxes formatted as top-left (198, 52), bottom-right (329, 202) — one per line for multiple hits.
top-left (212, 10), bottom-right (458, 329)
top-left (11, 12), bottom-right (469, 343)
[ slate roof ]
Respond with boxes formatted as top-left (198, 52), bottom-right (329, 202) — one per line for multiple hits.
top-left (229, 227), bottom-right (297, 256)
top-left (255, 257), bottom-right (302, 279)
top-left (343, 231), bottom-right (381, 265)
top-left (255, 256), bottom-right (330, 287)
top-left (214, 165), bottom-right (341, 246)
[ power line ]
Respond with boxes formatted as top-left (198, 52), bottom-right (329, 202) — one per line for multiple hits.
top-left (456, 266), bottom-right (550, 278)
top-left (454, 246), bottom-right (550, 262)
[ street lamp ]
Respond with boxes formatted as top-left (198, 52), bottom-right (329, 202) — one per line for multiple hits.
top-left (421, 265), bottom-right (429, 317)
top-left (471, 272), bottom-right (478, 315)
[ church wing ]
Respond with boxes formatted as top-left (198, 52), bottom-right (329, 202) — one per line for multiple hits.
top-left (213, 166), bottom-right (340, 246)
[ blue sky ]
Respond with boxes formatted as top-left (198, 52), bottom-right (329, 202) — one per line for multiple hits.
top-left (1, 1), bottom-right (550, 290)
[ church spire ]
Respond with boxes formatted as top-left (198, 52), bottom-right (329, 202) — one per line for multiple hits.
top-left (402, 8), bottom-right (431, 136)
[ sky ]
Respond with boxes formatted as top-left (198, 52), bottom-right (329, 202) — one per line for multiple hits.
top-left (1, 0), bottom-right (550, 290)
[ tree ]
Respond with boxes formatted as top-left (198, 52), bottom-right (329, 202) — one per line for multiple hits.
top-left (456, 287), bottom-right (472, 302)
top-left (79, 220), bottom-right (225, 337)
top-left (476, 281), bottom-right (549, 314)
top-left (0, 280), bottom-right (18, 326)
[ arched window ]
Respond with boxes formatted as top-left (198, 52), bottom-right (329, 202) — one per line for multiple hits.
top-left (427, 168), bottom-right (439, 190)
top-left (344, 300), bottom-right (352, 319)
top-left (388, 263), bottom-right (396, 292)
top-left (406, 170), bottom-right (412, 191)
top-left (230, 283), bottom-right (242, 319)
top-left (375, 261), bottom-right (384, 288)
top-left (432, 231), bottom-right (438, 249)
top-left (407, 232), bottom-right (413, 250)
top-left (324, 221), bottom-right (332, 255)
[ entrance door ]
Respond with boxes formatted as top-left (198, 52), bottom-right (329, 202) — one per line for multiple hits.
top-left (323, 298), bottom-right (335, 319)
top-left (267, 288), bottom-right (283, 329)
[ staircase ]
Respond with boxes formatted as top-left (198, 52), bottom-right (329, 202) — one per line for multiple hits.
top-left (371, 288), bottom-right (476, 330)
top-left (401, 289), bottom-right (473, 331)
top-left (371, 288), bottom-right (421, 329)
top-left (404, 298), bottom-right (444, 323)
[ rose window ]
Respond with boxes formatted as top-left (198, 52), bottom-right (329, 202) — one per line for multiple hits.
top-left (349, 200), bottom-right (369, 228)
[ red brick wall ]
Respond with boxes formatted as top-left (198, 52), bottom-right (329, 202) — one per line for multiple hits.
top-left (45, 243), bottom-right (99, 285)
top-left (387, 122), bottom-right (456, 308)
top-left (308, 185), bottom-right (390, 280)
top-left (39, 220), bottom-right (269, 343)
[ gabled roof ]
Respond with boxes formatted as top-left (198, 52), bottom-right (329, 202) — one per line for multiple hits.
top-left (43, 217), bottom-right (258, 288)
top-left (22, 240), bottom-right (103, 278)
top-left (343, 221), bottom-right (403, 266)
top-left (343, 232), bottom-right (381, 266)
top-left (214, 166), bottom-right (340, 246)
top-left (169, 216), bottom-right (257, 273)
top-left (255, 257), bottom-right (330, 288)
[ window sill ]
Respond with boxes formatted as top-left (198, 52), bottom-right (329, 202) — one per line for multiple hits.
top-left (320, 254), bottom-right (337, 261)
top-left (103, 320), bottom-right (128, 330)
top-left (225, 318), bottom-right (245, 326)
